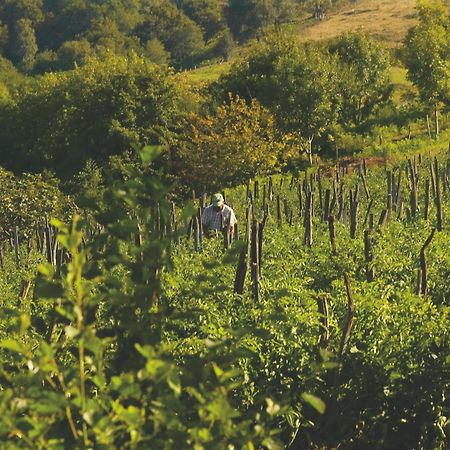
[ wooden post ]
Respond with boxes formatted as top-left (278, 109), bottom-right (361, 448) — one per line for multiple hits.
top-left (378, 209), bottom-right (388, 228)
top-left (251, 220), bottom-right (260, 302)
top-left (424, 179), bottom-right (430, 221)
top-left (434, 104), bottom-right (439, 137)
top-left (193, 216), bottom-right (200, 252)
top-left (419, 229), bottom-right (436, 296)
top-left (276, 195), bottom-right (282, 228)
top-left (13, 226), bottom-right (20, 267)
top-left (434, 157), bottom-right (442, 231)
top-left (258, 210), bottom-right (268, 275)
top-left (304, 192), bottom-right (313, 247)
top-left (360, 172), bottom-right (370, 200)
top-left (394, 171), bottom-right (402, 210)
top-left (297, 183), bottom-right (303, 217)
top-left (317, 170), bottom-right (323, 211)
top-left (349, 188), bottom-right (359, 239)
top-left (363, 199), bottom-right (374, 228)
top-left (323, 189), bottom-right (331, 222)
top-left (397, 201), bottom-right (404, 221)
top-left (316, 297), bottom-right (329, 348)
top-left (364, 229), bottom-right (374, 282)
top-left (234, 206), bottom-right (252, 294)
top-left (283, 198), bottom-right (289, 222)
top-left (408, 160), bottom-right (418, 218)
top-left (328, 215), bottom-right (337, 255)
top-left (197, 207), bottom-right (203, 248)
top-left (45, 223), bottom-right (52, 265)
top-left (337, 182), bottom-right (345, 223)
top-left (339, 274), bottom-right (356, 361)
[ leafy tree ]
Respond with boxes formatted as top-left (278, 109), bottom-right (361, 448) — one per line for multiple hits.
top-left (0, 167), bottom-right (69, 238)
top-left (0, 81), bottom-right (9, 102)
top-left (208, 28), bottom-right (234, 61)
top-left (225, 0), bottom-right (295, 40)
top-left (55, 38), bottom-right (93, 70)
top-left (9, 18), bottom-right (37, 71)
top-left (213, 35), bottom-right (341, 163)
top-left (0, 21), bottom-right (8, 52)
top-left (174, 96), bottom-right (297, 190)
top-left (144, 38), bottom-right (170, 65)
top-left (403, 0), bottom-right (450, 134)
top-left (0, 0), bottom-right (44, 26)
top-left (178, 0), bottom-right (226, 40)
top-left (36, 1), bottom-right (100, 51)
top-left (0, 54), bottom-right (25, 89)
top-left (328, 32), bottom-right (392, 125)
top-left (87, 16), bottom-right (142, 56)
top-left (137, 0), bottom-right (205, 67)
top-left (0, 53), bottom-right (182, 176)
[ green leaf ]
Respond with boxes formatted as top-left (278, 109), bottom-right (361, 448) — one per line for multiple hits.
top-left (139, 145), bottom-right (162, 163)
top-left (167, 373), bottom-right (181, 397)
top-left (301, 393), bottom-right (326, 414)
top-left (0, 339), bottom-right (24, 354)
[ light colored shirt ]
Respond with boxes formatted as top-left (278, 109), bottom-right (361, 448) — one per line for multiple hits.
top-left (201, 204), bottom-right (237, 231)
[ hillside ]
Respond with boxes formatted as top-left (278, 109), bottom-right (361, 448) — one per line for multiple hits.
top-left (298, 0), bottom-right (419, 46)
top-left (185, 0), bottom-right (424, 83)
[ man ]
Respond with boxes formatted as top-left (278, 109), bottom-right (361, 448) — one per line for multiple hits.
top-left (201, 193), bottom-right (237, 238)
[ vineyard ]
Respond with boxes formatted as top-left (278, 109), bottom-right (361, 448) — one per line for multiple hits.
top-left (0, 145), bottom-right (448, 449)
top-left (0, 1), bottom-right (449, 448)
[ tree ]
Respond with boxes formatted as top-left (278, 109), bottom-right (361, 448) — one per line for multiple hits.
top-left (56, 39), bottom-right (93, 70)
top-left (225, 0), bottom-right (295, 40)
top-left (403, 0), bottom-right (450, 135)
top-left (328, 32), bottom-right (392, 125)
top-left (145, 38), bottom-right (170, 65)
top-left (213, 35), bottom-right (341, 163)
top-left (174, 96), bottom-right (295, 190)
top-left (137, 1), bottom-right (205, 67)
top-left (178, 0), bottom-right (226, 40)
top-left (9, 18), bottom-right (37, 71)
top-left (0, 53), bottom-right (182, 176)
top-left (0, 21), bottom-right (8, 53)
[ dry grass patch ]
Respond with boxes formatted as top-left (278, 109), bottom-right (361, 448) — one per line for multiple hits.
top-left (298, 0), bottom-right (420, 46)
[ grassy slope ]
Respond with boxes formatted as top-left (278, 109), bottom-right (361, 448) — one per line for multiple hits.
top-left (297, 0), bottom-right (419, 47)
top-left (185, 0), bottom-right (422, 85)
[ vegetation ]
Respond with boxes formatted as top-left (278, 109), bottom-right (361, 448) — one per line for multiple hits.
top-left (0, 144), bottom-right (449, 448)
top-left (0, 1), bottom-right (449, 449)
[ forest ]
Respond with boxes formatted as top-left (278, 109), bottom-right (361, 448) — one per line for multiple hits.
top-left (0, 0), bottom-right (449, 449)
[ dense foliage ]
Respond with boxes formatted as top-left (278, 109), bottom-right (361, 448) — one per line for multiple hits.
top-left (173, 96), bottom-right (298, 191)
top-left (0, 146), bottom-right (449, 448)
top-left (403, 0), bottom-right (450, 108)
top-left (0, 53), bottom-right (182, 177)
top-left (0, 0), bottom-right (306, 71)
top-left (0, 3), bottom-right (449, 446)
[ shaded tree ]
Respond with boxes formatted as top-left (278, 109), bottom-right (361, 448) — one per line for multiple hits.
top-left (403, 0), bottom-right (450, 135)
top-left (9, 18), bottom-right (38, 71)
top-left (137, 0), bottom-right (204, 67)
top-left (178, 0), bottom-right (226, 40)
top-left (328, 32), bottom-right (392, 125)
